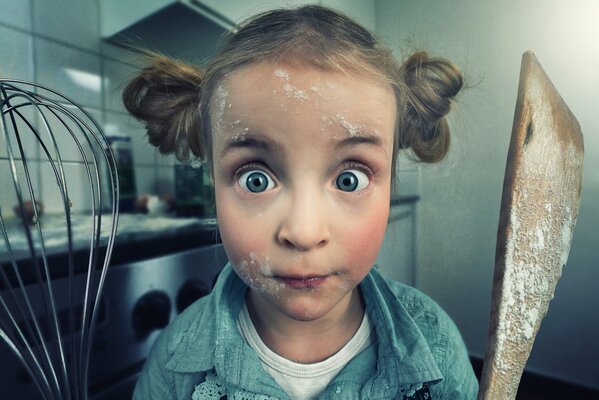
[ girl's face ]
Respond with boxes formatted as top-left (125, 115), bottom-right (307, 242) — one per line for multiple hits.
top-left (212, 62), bottom-right (396, 323)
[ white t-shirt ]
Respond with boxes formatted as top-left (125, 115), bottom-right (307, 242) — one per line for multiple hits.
top-left (237, 302), bottom-right (372, 399)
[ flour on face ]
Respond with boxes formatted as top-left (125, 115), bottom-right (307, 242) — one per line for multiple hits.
top-left (212, 85), bottom-right (229, 136)
top-left (234, 252), bottom-right (285, 296)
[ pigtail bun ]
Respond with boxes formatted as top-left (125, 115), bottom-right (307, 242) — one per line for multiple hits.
top-left (122, 52), bottom-right (205, 161)
top-left (399, 51), bottom-right (463, 163)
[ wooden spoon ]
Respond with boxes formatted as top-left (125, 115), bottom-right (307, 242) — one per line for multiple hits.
top-left (477, 51), bottom-right (584, 399)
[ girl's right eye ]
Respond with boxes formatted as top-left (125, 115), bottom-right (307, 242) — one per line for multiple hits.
top-left (238, 170), bottom-right (275, 193)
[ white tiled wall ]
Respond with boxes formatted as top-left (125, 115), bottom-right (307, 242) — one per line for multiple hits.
top-left (34, 38), bottom-right (103, 108)
top-left (0, 24), bottom-right (34, 81)
top-left (33, 0), bottom-right (101, 52)
top-left (375, 0), bottom-right (599, 390)
top-left (103, 59), bottom-right (139, 113)
top-left (0, 0), bottom-right (175, 215)
top-left (0, 0), bottom-right (31, 30)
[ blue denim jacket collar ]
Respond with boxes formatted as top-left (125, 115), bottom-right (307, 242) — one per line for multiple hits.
top-left (164, 263), bottom-right (443, 395)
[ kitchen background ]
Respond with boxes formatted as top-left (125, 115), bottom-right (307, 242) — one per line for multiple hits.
top-left (0, 0), bottom-right (597, 398)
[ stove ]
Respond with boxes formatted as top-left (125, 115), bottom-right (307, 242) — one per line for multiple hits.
top-left (0, 243), bottom-right (228, 399)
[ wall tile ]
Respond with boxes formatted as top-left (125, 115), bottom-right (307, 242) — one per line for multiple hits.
top-left (34, 37), bottom-right (102, 109)
top-left (156, 166), bottom-right (174, 197)
top-left (0, 25), bottom-right (34, 81)
top-left (395, 169), bottom-right (419, 198)
top-left (101, 41), bottom-right (143, 67)
top-left (103, 58), bottom-right (138, 113)
top-left (33, 0), bottom-right (100, 52)
top-left (3, 0), bottom-right (216, 221)
top-left (134, 165), bottom-right (156, 195)
top-left (105, 111), bottom-right (155, 165)
top-left (0, 158), bottom-right (42, 217)
top-left (34, 103), bottom-right (103, 163)
top-left (376, 204), bottom-right (416, 285)
top-left (156, 151), bottom-right (175, 167)
top-left (1, 105), bottom-right (39, 161)
top-left (0, 0), bottom-right (32, 31)
top-left (41, 159), bottom-right (95, 213)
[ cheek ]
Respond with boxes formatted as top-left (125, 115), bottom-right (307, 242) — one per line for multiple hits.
top-left (215, 188), bottom-right (269, 267)
top-left (342, 201), bottom-right (389, 265)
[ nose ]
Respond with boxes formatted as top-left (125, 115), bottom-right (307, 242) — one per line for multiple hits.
top-left (276, 187), bottom-right (330, 251)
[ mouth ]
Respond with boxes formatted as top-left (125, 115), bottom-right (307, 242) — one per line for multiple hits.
top-left (274, 275), bottom-right (330, 289)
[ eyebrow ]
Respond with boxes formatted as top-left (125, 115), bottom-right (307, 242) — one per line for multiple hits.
top-left (219, 133), bottom-right (283, 158)
top-left (335, 133), bottom-right (384, 150)
top-left (219, 130), bottom-right (386, 158)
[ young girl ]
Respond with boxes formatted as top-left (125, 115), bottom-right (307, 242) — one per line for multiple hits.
top-left (124, 5), bottom-right (478, 399)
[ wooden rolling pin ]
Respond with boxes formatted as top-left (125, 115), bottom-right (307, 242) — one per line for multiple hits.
top-left (477, 52), bottom-right (584, 399)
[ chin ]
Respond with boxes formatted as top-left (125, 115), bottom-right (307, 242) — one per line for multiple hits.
top-left (282, 308), bottom-right (328, 322)
top-left (276, 295), bottom-right (339, 322)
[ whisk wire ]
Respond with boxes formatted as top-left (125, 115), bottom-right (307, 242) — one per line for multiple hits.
top-left (0, 322), bottom-right (54, 399)
top-left (0, 79), bottom-right (119, 400)
top-left (1, 95), bottom-right (66, 399)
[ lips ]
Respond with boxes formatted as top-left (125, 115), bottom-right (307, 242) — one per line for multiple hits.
top-left (275, 275), bottom-right (329, 289)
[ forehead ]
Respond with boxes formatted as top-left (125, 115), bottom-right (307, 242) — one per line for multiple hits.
top-left (222, 62), bottom-right (394, 108)
top-left (211, 62), bottom-right (396, 148)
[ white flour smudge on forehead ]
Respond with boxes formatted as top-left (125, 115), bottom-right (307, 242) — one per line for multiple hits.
top-left (229, 127), bottom-right (249, 144)
top-left (332, 113), bottom-right (369, 137)
top-left (212, 85), bottom-right (229, 135)
top-left (274, 69), bottom-right (290, 80)
top-left (283, 83), bottom-right (309, 102)
top-left (274, 68), bottom-right (310, 102)
top-left (227, 119), bottom-right (249, 144)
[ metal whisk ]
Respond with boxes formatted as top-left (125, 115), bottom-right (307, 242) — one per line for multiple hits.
top-left (0, 80), bottom-right (119, 400)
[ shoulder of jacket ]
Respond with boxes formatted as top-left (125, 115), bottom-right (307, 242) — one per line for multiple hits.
top-left (159, 293), bottom-right (217, 365)
top-left (374, 273), bottom-right (454, 351)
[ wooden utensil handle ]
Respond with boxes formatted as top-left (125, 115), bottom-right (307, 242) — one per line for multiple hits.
top-left (477, 51), bottom-right (584, 399)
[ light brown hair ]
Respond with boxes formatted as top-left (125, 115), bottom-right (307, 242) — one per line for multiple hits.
top-left (123, 5), bottom-right (463, 175)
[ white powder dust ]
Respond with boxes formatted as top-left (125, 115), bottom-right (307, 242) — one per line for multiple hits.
top-left (274, 68), bottom-right (311, 103)
top-left (229, 130), bottom-right (247, 144)
top-left (488, 79), bottom-right (583, 399)
top-left (212, 85), bottom-right (229, 135)
top-left (274, 69), bottom-right (290, 81)
top-left (332, 113), bottom-right (367, 137)
top-left (235, 253), bottom-right (283, 296)
top-left (283, 83), bottom-right (309, 102)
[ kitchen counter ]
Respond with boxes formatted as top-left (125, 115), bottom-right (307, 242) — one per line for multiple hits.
top-left (0, 213), bottom-right (219, 287)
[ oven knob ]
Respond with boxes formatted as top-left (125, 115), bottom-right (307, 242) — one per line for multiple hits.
top-left (132, 290), bottom-right (171, 340)
top-left (176, 279), bottom-right (210, 313)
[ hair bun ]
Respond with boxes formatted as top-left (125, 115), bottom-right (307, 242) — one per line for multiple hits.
top-left (122, 53), bottom-right (205, 161)
top-left (399, 51), bottom-right (463, 162)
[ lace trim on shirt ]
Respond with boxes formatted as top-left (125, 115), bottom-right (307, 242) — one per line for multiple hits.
top-left (400, 382), bottom-right (431, 399)
top-left (192, 370), bottom-right (281, 400)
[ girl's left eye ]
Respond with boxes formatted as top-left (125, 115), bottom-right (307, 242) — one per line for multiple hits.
top-left (335, 169), bottom-right (369, 192)
top-left (238, 170), bottom-right (276, 193)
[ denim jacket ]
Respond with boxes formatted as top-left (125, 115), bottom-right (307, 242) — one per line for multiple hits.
top-left (133, 264), bottom-right (478, 399)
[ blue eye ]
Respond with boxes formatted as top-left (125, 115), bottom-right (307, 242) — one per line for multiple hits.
top-left (238, 170), bottom-right (275, 193)
top-left (335, 170), bottom-right (369, 192)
